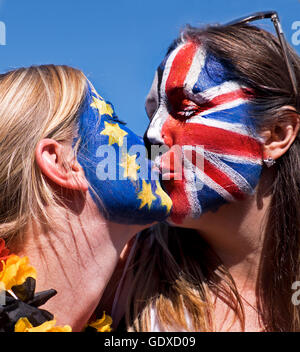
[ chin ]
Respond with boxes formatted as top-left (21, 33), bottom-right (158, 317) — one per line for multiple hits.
top-left (162, 176), bottom-right (235, 228)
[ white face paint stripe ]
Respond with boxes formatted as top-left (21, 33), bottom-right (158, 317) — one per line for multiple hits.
top-left (176, 48), bottom-right (262, 143)
top-left (184, 164), bottom-right (202, 218)
top-left (184, 157), bottom-right (235, 202)
top-left (184, 46), bottom-right (206, 94)
top-left (183, 145), bottom-right (262, 165)
top-left (161, 43), bottom-right (188, 98)
top-left (194, 97), bottom-right (250, 118)
top-left (187, 80), bottom-right (251, 104)
top-left (183, 146), bottom-right (203, 218)
top-left (181, 53), bottom-right (261, 141)
top-left (185, 116), bottom-right (263, 142)
top-left (184, 146), bottom-right (255, 197)
top-left (205, 150), bottom-right (262, 165)
top-left (203, 150), bottom-right (254, 195)
top-left (146, 43), bottom-right (187, 145)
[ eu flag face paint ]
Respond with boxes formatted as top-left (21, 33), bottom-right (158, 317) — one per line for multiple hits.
top-left (75, 83), bottom-right (172, 225)
top-left (145, 41), bottom-right (263, 225)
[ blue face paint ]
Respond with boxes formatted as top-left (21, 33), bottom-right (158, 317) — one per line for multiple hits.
top-left (74, 83), bottom-right (172, 225)
top-left (145, 41), bottom-right (263, 224)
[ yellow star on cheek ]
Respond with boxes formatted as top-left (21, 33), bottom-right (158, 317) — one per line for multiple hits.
top-left (120, 153), bottom-right (140, 181)
top-left (137, 180), bottom-right (157, 210)
top-left (100, 121), bottom-right (128, 147)
top-left (91, 96), bottom-right (114, 117)
top-left (155, 181), bottom-right (172, 213)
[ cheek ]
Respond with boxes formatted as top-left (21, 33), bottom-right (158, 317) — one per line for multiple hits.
top-left (160, 117), bottom-right (200, 224)
top-left (160, 115), bottom-right (263, 224)
top-left (162, 115), bottom-right (262, 159)
top-left (161, 116), bottom-right (192, 147)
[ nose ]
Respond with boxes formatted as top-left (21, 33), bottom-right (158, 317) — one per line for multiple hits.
top-left (144, 107), bottom-right (166, 147)
top-left (144, 107), bottom-right (170, 163)
top-left (143, 127), bottom-right (153, 159)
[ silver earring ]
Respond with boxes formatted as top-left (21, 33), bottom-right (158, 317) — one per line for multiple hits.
top-left (263, 157), bottom-right (276, 168)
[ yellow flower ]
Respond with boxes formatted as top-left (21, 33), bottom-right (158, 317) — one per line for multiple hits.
top-left (88, 312), bottom-right (113, 332)
top-left (15, 318), bottom-right (72, 332)
top-left (0, 255), bottom-right (36, 290)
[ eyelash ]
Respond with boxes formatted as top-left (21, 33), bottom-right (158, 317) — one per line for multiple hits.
top-left (177, 107), bottom-right (198, 118)
top-left (162, 97), bottom-right (198, 119)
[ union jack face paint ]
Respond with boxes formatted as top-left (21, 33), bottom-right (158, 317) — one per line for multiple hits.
top-left (145, 41), bottom-right (264, 225)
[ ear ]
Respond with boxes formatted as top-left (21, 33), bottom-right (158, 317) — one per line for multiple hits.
top-left (261, 109), bottom-right (300, 161)
top-left (35, 139), bottom-right (89, 192)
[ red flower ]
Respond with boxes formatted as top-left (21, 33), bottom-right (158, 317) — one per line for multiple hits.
top-left (0, 238), bottom-right (10, 271)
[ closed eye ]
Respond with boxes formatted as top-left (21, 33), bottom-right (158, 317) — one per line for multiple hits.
top-left (168, 98), bottom-right (200, 120)
top-left (177, 104), bottom-right (199, 118)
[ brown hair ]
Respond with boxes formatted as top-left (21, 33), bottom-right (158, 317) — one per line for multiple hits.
top-left (0, 65), bottom-right (87, 245)
top-left (124, 24), bottom-right (300, 332)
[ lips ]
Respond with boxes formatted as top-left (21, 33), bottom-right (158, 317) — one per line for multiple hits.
top-left (156, 160), bottom-right (182, 181)
top-left (161, 171), bottom-right (182, 181)
top-left (153, 145), bottom-right (185, 181)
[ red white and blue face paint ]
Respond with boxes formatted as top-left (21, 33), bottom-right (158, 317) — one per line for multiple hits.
top-left (145, 41), bottom-right (263, 225)
top-left (75, 82), bottom-right (172, 225)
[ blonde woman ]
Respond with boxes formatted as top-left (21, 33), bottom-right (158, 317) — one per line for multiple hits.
top-left (100, 13), bottom-right (300, 332)
top-left (0, 64), bottom-right (171, 332)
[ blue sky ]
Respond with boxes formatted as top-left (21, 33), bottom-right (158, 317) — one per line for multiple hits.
top-left (0, 0), bottom-right (299, 136)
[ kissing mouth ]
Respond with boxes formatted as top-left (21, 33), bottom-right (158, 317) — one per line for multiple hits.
top-left (152, 151), bottom-right (186, 181)
top-left (153, 157), bottom-right (183, 181)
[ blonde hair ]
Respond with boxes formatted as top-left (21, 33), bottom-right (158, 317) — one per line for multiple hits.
top-left (126, 224), bottom-right (244, 332)
top-left (0, 64), bottom-right (87, 244)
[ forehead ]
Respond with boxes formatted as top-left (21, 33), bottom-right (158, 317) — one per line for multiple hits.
top-left (146, 40), bottom-right (260, 138)
top-left (157, 40), bottom-right (237, 95)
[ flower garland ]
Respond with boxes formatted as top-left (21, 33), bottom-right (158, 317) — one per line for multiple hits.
top-left (0, 239), bottom-right (112, 332)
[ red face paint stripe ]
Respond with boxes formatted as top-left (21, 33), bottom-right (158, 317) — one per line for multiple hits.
top-left (195, 88), bottom-right (251, 114)
top-left (165, 42), bottom-right (198, 98)
top-left (163, 179), bottom-right (191, 224)
top-left (203, 158), bottom-right (246, 200)
top-left (163, 121), bottom-right (262, 160)
top-left (161, 42), bottom-right (200, 224)
top-left (184, 150), bottom-right (246, 201)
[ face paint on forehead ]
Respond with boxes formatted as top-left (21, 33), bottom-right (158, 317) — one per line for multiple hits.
top-left (146, 40), bottom-right (264, 225)
top-left (74, 82), bottom-right (172, 225)
top-left (146, 42), bottom-right (197, 145)
top-left (145, 46), bottom-right (176, 117)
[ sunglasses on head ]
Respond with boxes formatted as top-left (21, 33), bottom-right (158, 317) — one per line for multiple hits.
top-left (226, 11), bottom-right (298, 97)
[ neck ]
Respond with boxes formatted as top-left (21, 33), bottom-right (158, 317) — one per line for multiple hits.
top-left (203, 199), bottom-right (268, 292)
top-left (183, 175), bottom-right (272, 293)
top-left (14, 199), bottom-right (145, 331)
